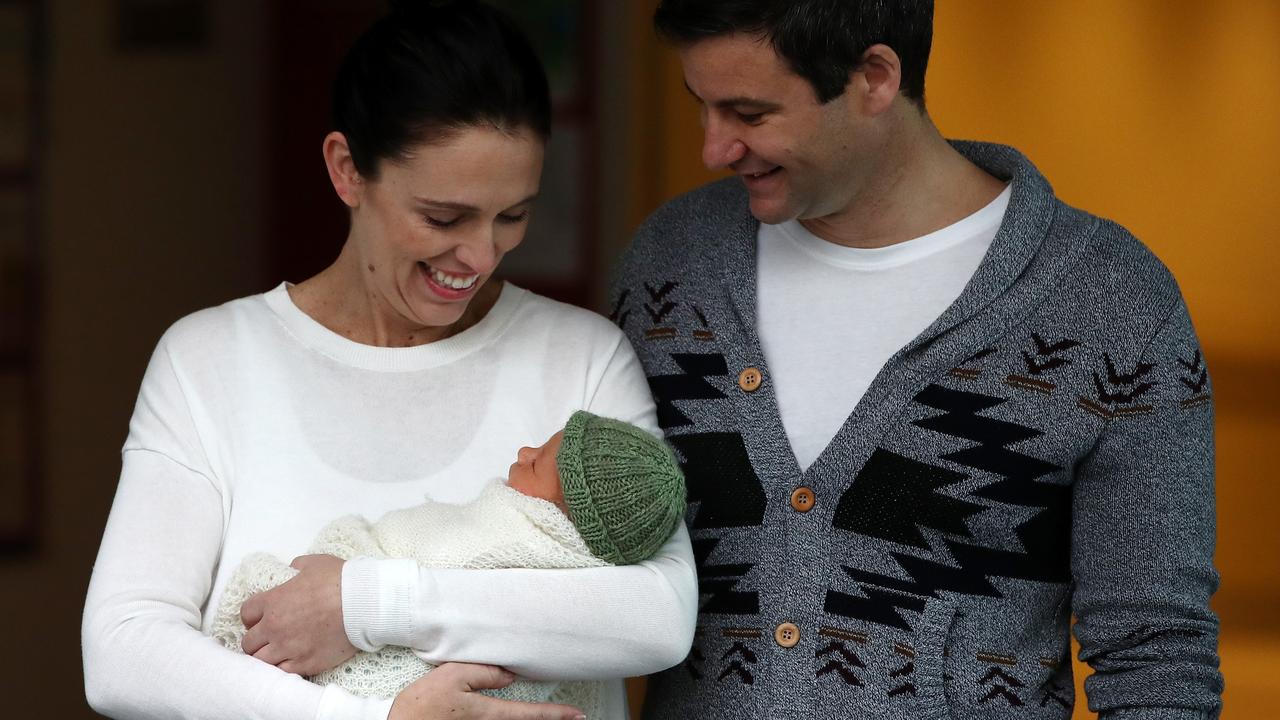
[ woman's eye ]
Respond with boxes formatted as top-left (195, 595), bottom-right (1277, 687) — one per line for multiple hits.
top-left (497, 210), bottom-right (531, 225)
top-left (424, 215), bottom-right (459, 228)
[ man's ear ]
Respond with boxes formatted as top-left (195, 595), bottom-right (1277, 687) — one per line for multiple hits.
top-left (322, 131), bottom-right (363, 208)
top-left (853, 43), bottom-right (903, 116)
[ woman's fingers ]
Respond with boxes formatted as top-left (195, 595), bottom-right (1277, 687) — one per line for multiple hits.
top-left (240, 622), bottom-right (267, 655)
top-left (469, 695), bottom-right (585, 720)
top-left (251, 642), bottom-right (288, 667)
top-left (240, 591), bottom-right (265, 629)
top-left (437, 662), bottom-right (516, 692)
top-left (389, 663), bottom-right (586, 720)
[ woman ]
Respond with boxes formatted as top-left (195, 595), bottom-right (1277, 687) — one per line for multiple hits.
top-left (81, 2), bottom-right (697, 719)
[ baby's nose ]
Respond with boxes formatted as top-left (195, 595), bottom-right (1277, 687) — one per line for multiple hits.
top-left (517, 446), bottom-right (535, 463)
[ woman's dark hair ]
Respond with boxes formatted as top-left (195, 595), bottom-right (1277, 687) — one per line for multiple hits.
top-left (333, 0), bottom-right (552, 178)
top-left (654, 0), bottom-right (933, 108)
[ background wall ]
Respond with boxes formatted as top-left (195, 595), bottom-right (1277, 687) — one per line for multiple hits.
top-left (0, 0), bottom-right (270, 711)
top-left (0, 1), bottom-right (1275, 717)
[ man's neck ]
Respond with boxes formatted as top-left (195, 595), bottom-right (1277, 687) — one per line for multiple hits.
top-left (799, 115), bottom-right (1006, 249)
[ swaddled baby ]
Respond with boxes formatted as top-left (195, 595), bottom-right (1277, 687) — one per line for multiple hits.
top-left (209, 411), bottom-right (686, 718)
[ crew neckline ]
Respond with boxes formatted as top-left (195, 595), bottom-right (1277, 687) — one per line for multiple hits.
top-left (768, 184), bottom-right (1011, 271)
top-left (262, 280), bottom-right (525, 372)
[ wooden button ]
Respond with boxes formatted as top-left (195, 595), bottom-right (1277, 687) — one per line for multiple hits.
top-left (774, 622), bottom-right (800, 648)
top-left (738, 367), bottom-right (763, 392)
top-left (790, 487), bottom-right (815, 512)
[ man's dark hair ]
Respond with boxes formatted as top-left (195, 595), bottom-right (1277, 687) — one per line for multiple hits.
top-left (333, 0), bottom-right (551, 178)
top-left (654, 0), bottom-right (934, 107)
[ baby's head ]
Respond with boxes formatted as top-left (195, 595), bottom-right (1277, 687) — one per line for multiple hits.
top-left (507, 411), bottom-right (686, 565)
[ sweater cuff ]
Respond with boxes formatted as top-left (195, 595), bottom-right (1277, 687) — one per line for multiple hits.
top-left (315, 683), bottom-right (395, 720)
top-left (1101, 709), bottom-right (1220, 720)
top-left (341, 557), bottom-right (420, 652)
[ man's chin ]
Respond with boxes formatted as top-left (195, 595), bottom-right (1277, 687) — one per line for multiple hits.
top-left (747, 199), bottom-right (795, 226)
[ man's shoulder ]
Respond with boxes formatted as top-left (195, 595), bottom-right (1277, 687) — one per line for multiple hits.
top-left (632, 178), bottom-right (749, 251)
top-left (1055, 203), bottom-right (1186, 316)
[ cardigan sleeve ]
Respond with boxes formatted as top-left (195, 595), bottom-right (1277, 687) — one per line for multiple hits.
top-left (83, 337), bottom-right (392, 720)
top-left (1070, 297), bottom-right (1223, 719)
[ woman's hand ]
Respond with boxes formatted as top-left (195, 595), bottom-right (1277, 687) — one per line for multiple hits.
top-left (390, 663), bottom-right (586, 720)
top-left (240, 554), bottom-right (357, 675)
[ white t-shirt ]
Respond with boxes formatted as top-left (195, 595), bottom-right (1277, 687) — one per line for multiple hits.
top-left (83, 282), bottom-right (697, 720)
top-left (757, 186), bottom-right (1011, 470)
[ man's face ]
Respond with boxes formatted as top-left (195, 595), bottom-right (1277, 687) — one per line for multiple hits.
top-left (680, 33), bottom-right (869, 225)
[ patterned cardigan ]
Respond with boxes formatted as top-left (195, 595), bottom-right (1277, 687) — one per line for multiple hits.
top-left (609, 141), bottom-right (1222, 720)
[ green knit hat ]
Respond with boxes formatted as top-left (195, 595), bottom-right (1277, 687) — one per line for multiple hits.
top-left (556, 411), bottom-right (687, 565)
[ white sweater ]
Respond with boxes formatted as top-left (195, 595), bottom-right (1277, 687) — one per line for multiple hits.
top-left (82, 282), bottom-right (698, 720)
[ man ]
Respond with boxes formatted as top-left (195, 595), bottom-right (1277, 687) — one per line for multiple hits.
top-left (609, 2), bottom-right (1223, 719)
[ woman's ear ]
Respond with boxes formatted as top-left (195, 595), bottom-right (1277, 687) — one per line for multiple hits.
top-left (853, 43), bottom-right (903, 117)
top-left (322, 131), bottom-right (363, 208)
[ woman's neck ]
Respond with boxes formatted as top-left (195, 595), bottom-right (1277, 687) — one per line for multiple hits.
top-left (288, 243), bottom-right (502, 348)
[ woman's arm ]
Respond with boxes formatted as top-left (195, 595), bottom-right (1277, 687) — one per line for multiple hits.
top-left (83, 334), bottom-right (391, 720)
top-left (83, 449), bottom-right (392, 720)
top-left (343, 523), bottom-right (697, 680)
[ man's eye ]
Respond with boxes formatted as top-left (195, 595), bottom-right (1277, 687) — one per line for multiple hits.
top-left (424, 215), bottom-right (459, 228)
top-left (736, 112), bottom-right (765, 125)
top-left (497, 210), bottom-right (531, 225)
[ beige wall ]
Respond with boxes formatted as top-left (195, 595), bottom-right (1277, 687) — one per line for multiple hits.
top-left (0, 1), bottom-right (268, 715)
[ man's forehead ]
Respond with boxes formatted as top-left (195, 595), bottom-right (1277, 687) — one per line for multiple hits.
top-left (678, 33), bottom-right (805, 102)
top-left (682, 79), bottom-right (781, 110)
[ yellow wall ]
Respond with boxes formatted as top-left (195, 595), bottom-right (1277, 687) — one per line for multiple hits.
top-left (626, 2), bottom-right (1280, 717)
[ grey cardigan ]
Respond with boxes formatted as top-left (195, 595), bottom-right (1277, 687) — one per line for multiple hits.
top-left (610, 142), bottom-right (1222, 719)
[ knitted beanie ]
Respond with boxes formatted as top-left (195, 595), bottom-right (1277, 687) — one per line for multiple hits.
top-left (556, 411), bottom-right (687, 565)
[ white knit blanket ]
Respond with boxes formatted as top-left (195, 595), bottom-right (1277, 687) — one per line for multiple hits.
top-left (210, 482), bottom-right (609, 716)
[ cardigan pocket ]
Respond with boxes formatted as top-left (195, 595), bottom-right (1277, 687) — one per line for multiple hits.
top-left (913, 600), bottom-right (959, 720)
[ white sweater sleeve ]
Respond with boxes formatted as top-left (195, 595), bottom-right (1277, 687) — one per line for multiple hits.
top-left (342, 331), bottom-right (699, 680)
top-left (82, 339), bottom-right (392, 720)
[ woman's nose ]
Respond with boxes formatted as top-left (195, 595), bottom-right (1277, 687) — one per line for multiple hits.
top-left (454, 228), bottom-right (499, 275)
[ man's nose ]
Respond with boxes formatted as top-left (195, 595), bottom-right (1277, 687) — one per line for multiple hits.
top-left (702, 116), bottom-right (748, 170)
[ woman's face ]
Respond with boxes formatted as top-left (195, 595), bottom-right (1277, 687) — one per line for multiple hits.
top-left (507, 431), bottom-right (566, 512)
top-left (348, 126), bottom-right (545, 335)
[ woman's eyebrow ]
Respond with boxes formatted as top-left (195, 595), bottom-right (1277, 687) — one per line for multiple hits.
top-left (412, 194), bottom-right (539, 211)
top-left (412, 198), bottom-right (479, 211)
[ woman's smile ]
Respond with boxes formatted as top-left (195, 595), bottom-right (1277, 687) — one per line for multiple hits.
top-left (418, 261), bottom-right (480, 301)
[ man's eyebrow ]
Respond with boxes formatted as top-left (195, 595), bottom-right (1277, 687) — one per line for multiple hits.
top-left (683, 81), bottom-right (779, 111)
top-left (412, 194), bottom-right (539, 211)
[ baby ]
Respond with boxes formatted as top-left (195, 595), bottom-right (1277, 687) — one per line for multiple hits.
top-left (210, 411), bottom-right (686, 718)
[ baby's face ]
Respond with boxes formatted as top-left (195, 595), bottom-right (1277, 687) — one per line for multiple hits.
top-left (507, 430), bottom-right (567, 514)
